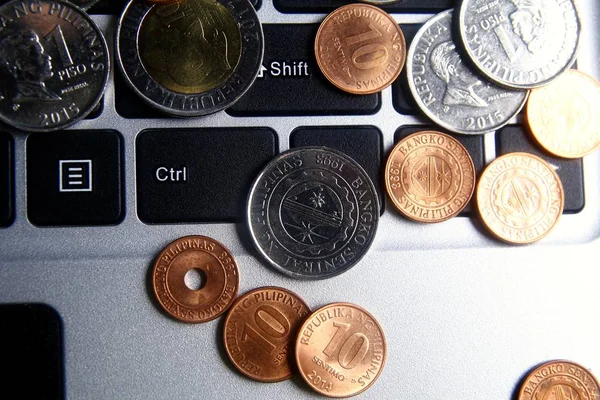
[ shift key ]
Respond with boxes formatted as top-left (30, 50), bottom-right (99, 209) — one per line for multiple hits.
top-left (227, 24), bottom-right (380, 116)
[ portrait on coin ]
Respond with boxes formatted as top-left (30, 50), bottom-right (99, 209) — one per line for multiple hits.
top-left (430, 41), bottom-right (488, 108)
top-left (0, 30), bottom-right (62, 103)
top-left (509, 0), bottom-right (548, 54)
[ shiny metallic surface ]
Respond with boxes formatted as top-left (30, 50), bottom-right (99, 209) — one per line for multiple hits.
top-left (0, 1), bottom-right (600, 398)
top-left (526, 69), bottom-right (600, 159)
top-left (116, 0), bottom-right (263, 116)
top-left (386, 131), bottom-right (475, 222)
top-left (459, 0), bottom-right (581, 89)
top-left (315, 4), bottom-right (406, 95)
top-left (247, 147), bottom-right (379, 280)
top-left (517, 360), bottom-right (600, 399)
top-left (0, 0), bottom-right (109, 132)
top-left (407, 10), bottom-right (528, 134)
top-left (223, 286), bottom-right (310, 382)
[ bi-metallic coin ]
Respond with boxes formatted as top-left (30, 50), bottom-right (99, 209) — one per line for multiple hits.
top-left (407, 10), bottom-right (528, 134)
top-left (116, 0), bottom-right (263, 117)
top-left (152, 235), bottom-right (239, 323)
top-left (315, 3), bottom-right (406, 95)
top-left (386, 131), bottom-right (476, 223)
top-left (518, 360), bottom-right (600, 400)
top-left (477, 152), bottom-right (564, 244)
top-left (526, 69), bottom-right (600, 158)
top-left (295, 302), bottom-right (387, 398)
top-left (0, 0), bottom-right (109, 132)
top-left (247, 147), bottom-right (379, 280)
top-left (458, 0), bottom-right (581, 89)
top-left (223, 287), bottom-right (311, 382)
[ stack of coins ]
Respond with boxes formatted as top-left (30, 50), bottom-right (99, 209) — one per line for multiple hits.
top-left (0, 0), bottom-right (110, 132)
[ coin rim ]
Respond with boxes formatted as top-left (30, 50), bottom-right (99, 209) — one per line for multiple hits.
top-left (385, 130), bottom-right (476, 222)
top-left (151, 235), bottom-right (240, 323)
top-left (246, 146), bottom-right (380, 280)
top-left (457, 0), bottom-right (581, 90)
top-left (0, 0), bottom-right (110, 132)
top-left (476, 152), bottom-right (565, 244)
top-left (294, 302), bottom-right (387, 398)
top-left (406, 10), bottom-right (528, 134)
top-left (314, 3), bottom-right (406, 95)
top-left (526, 69), bottom-right (600, 158)
top-left (222, 286), bottom-right (311, 383)
top-left (517, 359), bottom-right (600, 399)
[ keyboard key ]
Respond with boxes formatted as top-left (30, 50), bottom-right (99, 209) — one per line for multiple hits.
top-left (136, 128), bottom-right (277, 223)
top-left (0, 132), bottom-right (13, 227)
top-left (27, 130), bottom-right (124, 226)
top-left (497, 126), bottom-right (584, 213)
top-left (290, 126), bottom-right (384, 213)
top-left (395, 126), bottom-right (486, 215)
top-left (392, 24), bottom-right (421, 115)
top-left (227, 24), bottom-right (380, 116)
top-left (274, 0), bottom-right (451, 13)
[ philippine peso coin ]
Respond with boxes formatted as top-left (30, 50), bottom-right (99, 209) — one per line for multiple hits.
top-left (518, 360), bottom-right (600, 400)
top-left (295, 303), bottom-right (386, 397)
top-left (223, 287), bottom-right (311, 382)
top-left (407, 10), bottom-right (527, 134)
top-left (152, 235), bottom-right (239, 323)
top-left (477, 152), bottom-right (564, 244)
top-left (315, 3), bottom-right (406, 95)
top-left (116, 0), bottom-right (263, 117)
top-left (247, 147), bottom-right (379, 280)
top-left (458, 0), bottom-right (581, 89)
top-left (0, 0), bottom-right (109, 132)
top-left (526, 69), bottom-right (600, 158)
top-left (386, 131), bottom-right (476, 223)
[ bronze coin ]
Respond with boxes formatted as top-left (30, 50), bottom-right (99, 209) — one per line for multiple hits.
top-left (518, 360), bottom-right (600, 400)
top-left (223, 287), bottom-right (311, 382)
top-left (477, 153), bottom-right (564, 244)
top-left (314, 3), bottom-right (406, 95)
top-left (295, 302), bottom-right (386, 398)
top-left (385, 131), bottom-right (476, 223)
top-left (152, 235), bottom-right (239, 323)
top-left (527, 69), bottom-right (600, 158)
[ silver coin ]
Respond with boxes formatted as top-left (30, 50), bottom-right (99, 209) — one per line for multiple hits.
top-left (407, 10), bottom-right (528, 134)
top-left (116, 0), bottom-right (264, 117)
top-left (0, 0), bottom-right (109, 132)
top-left (68, 0), bottom-right (101, 10)
top-left (458, 0), bottom-right (581, 89)
top-left (248, 147), bottom-right (379, 280)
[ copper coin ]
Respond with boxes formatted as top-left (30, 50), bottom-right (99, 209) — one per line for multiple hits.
top-left (527, 69), bottom-right (600, 159)
top-left (295, 303), bottom-right (386, 398)
top-left (477, 153), bottom-right (564, 244)
top-left (518, 360), bottom-right (600, 400)
top-left (315, 4), bottom-right (406, 95)
top-left (223, 287), bottom-right (311, 382)
top-left (152, 235), bottom-right (239, 323)
top-left (385, 131), bottom-right (476, 223)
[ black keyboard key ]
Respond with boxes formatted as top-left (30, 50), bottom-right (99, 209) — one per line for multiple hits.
top-left (497, 126), bottom-right (584, 213)
top-left (0, 304), bottom-right (64, 400)
top-left (137, 128), bottom-right (277, 223)
top-left (274, 0), bottom-right (451, 13)
top-left (0, 132), bottom-right (13, 227)
top-left (290, 126), bottom-right (384, 213)
top-left (227, 24), bottom-right (380, 116)
top-left (395, 126), bottom-right (485, 215)
top-left (392, 24), bottom-right (421, 115)
top-left (27, 130), bottom-right (124, 226)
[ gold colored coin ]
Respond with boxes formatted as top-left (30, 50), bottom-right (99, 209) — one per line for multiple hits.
top-left (385, 131), bottom-right (476, 223)
top-left (477, 153), bottom-right (564, 244)
top-left (518, 360), bottom-right (600, 400)
top-left (295, 303), bottom-right (386, 398)
top-left (152, 235), bottom-right (239, 323)
top-left (527, 69), bottom-right (600, 158)
top-left (138, 0), bottom-right (242, 94)
top-left (223, 287), bottom-right (311, 382)
top-left (315, 4), bottom-right (406, 95)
